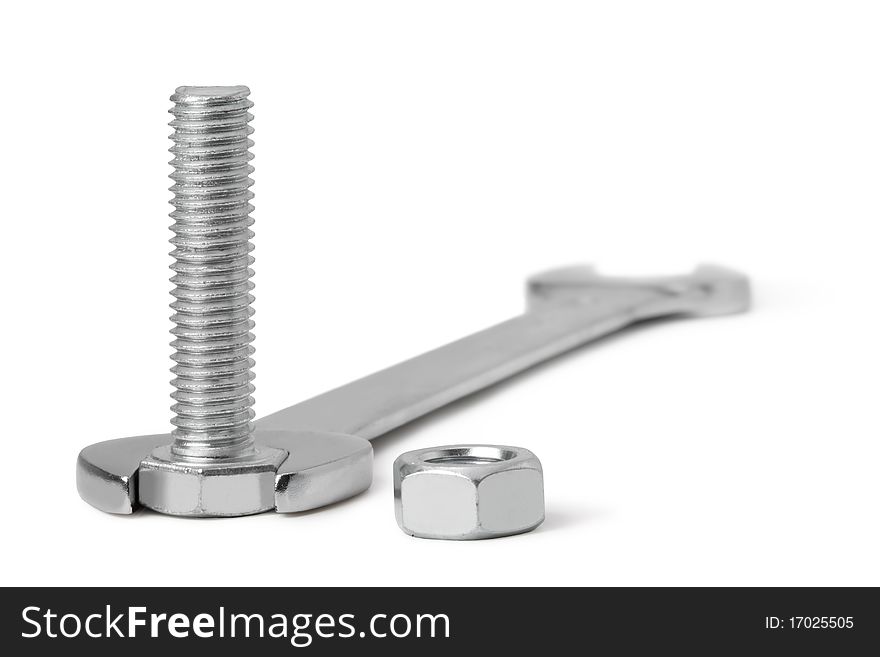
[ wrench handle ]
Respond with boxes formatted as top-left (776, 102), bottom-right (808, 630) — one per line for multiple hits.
top-left (259, 290), bottom-right (697, 439)
top-left (258, 265), bottom-right (749, 440)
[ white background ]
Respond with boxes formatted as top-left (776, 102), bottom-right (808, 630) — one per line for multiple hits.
top-left (1, 1), bottom-right (877, 587)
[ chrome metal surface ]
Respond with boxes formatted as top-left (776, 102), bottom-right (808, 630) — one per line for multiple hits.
top-left (73, 84), bottom-right (750, 518)
top-left (130, 84), bottom-right (286, 517)
top-left (167, 85), bottom-right (259, 461)
top-left (76, 434), bottom-right (171, 514)
top-left (259, 264), bottom-right (750, 439)
top-left (394, 445), bottom-right (544, 540)
top-left (139, 443), bottom-right (288, 517)
top-left (272, 431), bottom-right (373, 513)
top-left (78, 259), bottom-right (748, 516)
top-left (77, 86), bottom-right (370, 518)
top-left (77, 430), bottom-right (372, 515)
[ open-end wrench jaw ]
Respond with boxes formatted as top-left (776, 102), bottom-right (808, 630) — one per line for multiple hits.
top-left (527, 264), bottom-right (751, 318)
top-left (76, 430), bottom-right (373, 515)
top-left (77, 264), bottom-right (749, 516)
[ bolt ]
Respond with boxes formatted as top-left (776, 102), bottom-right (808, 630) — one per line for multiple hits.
top-left (133, 86), bottom-right (305, 516)
top-left (75, 85), bottom-right (375, 517)
top-left (167, 85), bottom-right (257, 461)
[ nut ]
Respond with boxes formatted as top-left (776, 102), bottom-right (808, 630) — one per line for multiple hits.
top-left (393, 445), bottom-right (544, 540)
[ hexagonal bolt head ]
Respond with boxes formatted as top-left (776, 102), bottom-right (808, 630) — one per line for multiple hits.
top-left (139, 444), bottom-right (289, 517)
top-left (394, 445), bottom-right (544, 540)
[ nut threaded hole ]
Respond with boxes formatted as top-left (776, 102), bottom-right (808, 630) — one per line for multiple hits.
top-left (425, 456), bottom-right (503, 465)
top-left (420, 446), bottom-right (518, 466)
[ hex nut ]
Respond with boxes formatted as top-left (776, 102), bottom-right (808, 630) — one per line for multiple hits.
top-left (393, 445), bottom-right (544, 540)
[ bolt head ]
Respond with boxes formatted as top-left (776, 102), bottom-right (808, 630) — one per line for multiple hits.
top-left (138, 444), bottom-right (287, 517)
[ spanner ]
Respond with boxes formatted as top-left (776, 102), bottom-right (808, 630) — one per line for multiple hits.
top-left (77, 263), bottom-right (749, 515)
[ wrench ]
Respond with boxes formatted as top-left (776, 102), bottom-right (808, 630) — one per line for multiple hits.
top-left (77, 264), bottom-right (749, 514)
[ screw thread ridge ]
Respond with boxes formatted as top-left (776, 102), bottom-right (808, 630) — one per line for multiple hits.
top-left (168, 86), bottom-right (256, 460)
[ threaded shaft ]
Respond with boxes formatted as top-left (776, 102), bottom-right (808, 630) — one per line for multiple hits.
top-left (168, 86), bottom-right (256, 460)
